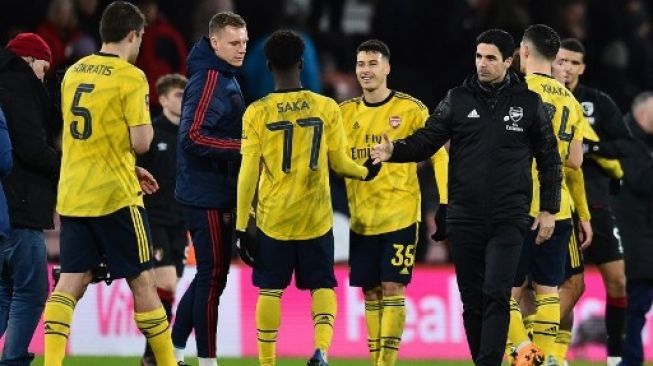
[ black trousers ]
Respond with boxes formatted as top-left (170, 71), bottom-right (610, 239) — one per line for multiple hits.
top-left (448, 221), bottom-right (527, 366)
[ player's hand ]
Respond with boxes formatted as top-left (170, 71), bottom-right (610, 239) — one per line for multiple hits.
top-left (431, 204), bottom-right (447, 241)
top-left (136, 166), bottom-right (159, 195)
top-left (532, 211), bottom-right (555, 245)
top-left (578, 219), bottom-right (593, 250)
top-left (235, 230), bottom-right (255, 267)
top-left (362, 158), bottom-right (381, 181)
top-left (371, 133), bottom-right (393, 164)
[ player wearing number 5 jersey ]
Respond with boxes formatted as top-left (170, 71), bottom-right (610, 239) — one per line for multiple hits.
top-left (44, 2), bottom-right (177, 366)
top-left (236, 30), bottom-right (380, 366)
top-left (339, 39), bottom-right (449, 366)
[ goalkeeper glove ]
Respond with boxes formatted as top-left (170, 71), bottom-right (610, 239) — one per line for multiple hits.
top-left (363, 158), bottom-right (381, 181)
top-left (235, 230), bottom-right (256, 267)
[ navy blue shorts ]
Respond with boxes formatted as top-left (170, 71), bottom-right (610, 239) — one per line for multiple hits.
top-left (583, 208), bottom-right (623, 265)
top-left (349, 224), bottom-right (418, 290)
top-left (514, 218), bottom-right (572, 287)
top-left (60, 206), bottom-right (154, 279)
top-left (252, 228), bottom-right (337, 290)
top-left (564, 213), bottom-right (584, 280)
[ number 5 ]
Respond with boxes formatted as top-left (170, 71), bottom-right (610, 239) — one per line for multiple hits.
top-left (70, 83), bottom-right (95, 140)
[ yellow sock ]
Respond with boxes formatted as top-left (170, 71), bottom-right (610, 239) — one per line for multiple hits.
top-left (533, 293), bottom-right (560, 358)
top-left (134, 307), bottom-right (176, 366)
top-left (365, 299), bottom-right (382, 365)
top-left (379, 295), bottom-right (406, 366)
top-left (551, 329), bottom-right (572, 363)
top-left (311, 288), bottom-right (337, 352)
top-left (257, 289), bottom-right (283, 366)
top-left (508, 297), bottom-right (531, 348)
top-left (523, 314), bottom-right (535, 341)
top-left (44, 292), bottom-right (77, 366)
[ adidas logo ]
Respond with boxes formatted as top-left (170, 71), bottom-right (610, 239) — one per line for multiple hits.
top-left (467, 109), bottom-right (480, 118)
top-left (400, 267), bottom-right (410, 275)
top-left (353, 121), bottom-right (360, 129)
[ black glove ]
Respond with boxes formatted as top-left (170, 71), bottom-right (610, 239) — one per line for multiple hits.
top-left (362, 158), bottom-right (381, 181)
top-left (431, 204), bottom-right (447, 241)
top-left (236, 230), bottom-right (256, 267)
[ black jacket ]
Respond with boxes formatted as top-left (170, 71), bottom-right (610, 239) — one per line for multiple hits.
top-left (0, 47), bottom-right (60, 230)
top-left (573, 84), bottom-right (633, 208)
top-left (137, 115), bottom-right (184, 228)
top-left (613, 115), bottom-right (653, 280)
top-left (390, 71), bottom-right (562, 223)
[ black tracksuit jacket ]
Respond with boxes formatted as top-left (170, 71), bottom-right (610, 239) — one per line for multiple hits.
top-left (390, 71), bottom-right (562, 224)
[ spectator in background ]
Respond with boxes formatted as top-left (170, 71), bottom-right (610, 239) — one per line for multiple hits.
top-left (614, 92), bottom-right (653, 366)
top-left (74, 0), bottom-right (101, 45)
top-left (36, 0), bottom-right (96, 72)
top-left (136, 0), bottom-right (187, 112)
top-left (0, 105), bottom-right (12, 253)
top-left (0, 32), bottom-right (60, 366)
top-left (137, 73), bottom-right (188, 366)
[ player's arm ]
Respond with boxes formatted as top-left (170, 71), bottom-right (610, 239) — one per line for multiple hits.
top-left (431, 147), bottom-right (448, 204)
top-left (179, 72), bottom-right (240, 160)
top-left (375, 91), bottom-right (453, 164)
top-left (565, 166), bottom-right (593, 248)
top-left (235, 153), bottom-right (259, 231)
top-left (123, 71), bottom-right (153, 154)
top-left (328, 103), bottom-right (378, 180)
top-left (564, 102), bottom-right (585, 169)
top-left (130, 125), bottom-right (153, 154)
top-left (531, 99), bottom-right (562, 215)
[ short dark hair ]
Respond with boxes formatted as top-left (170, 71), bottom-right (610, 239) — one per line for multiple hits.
top-left (560, 38), bottom-right (586, 56)
top-left (476, 29), bottom-right (515, 60)
top-left (264, 30), bottom-right (304, 71)
top-left (523, 24), bottom-right (561, 61)
top-left (356, 39), bottom-right (391, 60)
top-left (155, 73), bottom-right (187, 96)
top-left (208, 12), bottom-right (246, 35)
top-left (99, 1), bottom-right (146, 44)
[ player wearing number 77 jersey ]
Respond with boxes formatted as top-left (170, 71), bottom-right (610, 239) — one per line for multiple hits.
top-left (236, 30), bottom-right (380, 366)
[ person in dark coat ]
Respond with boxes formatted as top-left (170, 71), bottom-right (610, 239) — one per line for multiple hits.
top-left (614, 91), bottom-right (653, 366)
top-left (0, 32), bottom-right (60, 366)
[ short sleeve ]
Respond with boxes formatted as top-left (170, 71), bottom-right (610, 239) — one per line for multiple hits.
top-left (122, 69), bottom-right (151, 127)
top-left (571, 100), bottom-right (585, 142)
top-left (240, 105), bottom-right (261, 157)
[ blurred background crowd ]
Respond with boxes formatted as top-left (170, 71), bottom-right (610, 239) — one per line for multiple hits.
top-left (2, 0), bottom-right (652, 264)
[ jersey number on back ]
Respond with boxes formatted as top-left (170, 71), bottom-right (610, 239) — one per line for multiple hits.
top-left (543, 102), bottom-right (574, 142)
top-left (70, 83), bottom-right (95, 140)
top-left (266, 117), bottom-right (324, 173)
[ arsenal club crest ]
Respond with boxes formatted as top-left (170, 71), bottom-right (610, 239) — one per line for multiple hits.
top-left (509, 107), bottom-right (523, 123)
top-left (389, 115), bottom-right (401, 128)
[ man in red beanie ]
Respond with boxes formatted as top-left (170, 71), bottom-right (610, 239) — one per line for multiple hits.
top-left (0, 32), bottom-right (61, 365)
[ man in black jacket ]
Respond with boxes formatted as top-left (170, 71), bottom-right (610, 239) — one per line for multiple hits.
top-left (614, 92), bottom-right (653, 366)
top-left (372, 29), bottom-right (562, 366)
top-left (0, 33), bottom-right (60, 365)
top-left (137, 73), bottom-right (188, 366)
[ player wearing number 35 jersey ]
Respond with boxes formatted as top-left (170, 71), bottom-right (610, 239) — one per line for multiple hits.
top-left (236, 30), bottom-right (379, 366)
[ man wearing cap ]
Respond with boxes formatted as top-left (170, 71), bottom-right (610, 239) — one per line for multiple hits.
top-left (0, 32), bottom-right (61, 365)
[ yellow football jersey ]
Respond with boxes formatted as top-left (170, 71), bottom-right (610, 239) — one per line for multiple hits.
top-left (526, 74), bottom-right (583, 220)
top-left (340, 91), bottom-right (448, 235)
top-left (57, 53), bottom-right (151, 216)
top-left (240, 89), bottom-right (349, 240)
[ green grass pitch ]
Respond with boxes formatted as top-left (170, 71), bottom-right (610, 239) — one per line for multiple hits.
top-left (31, 356), bottom-right (604, 366)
